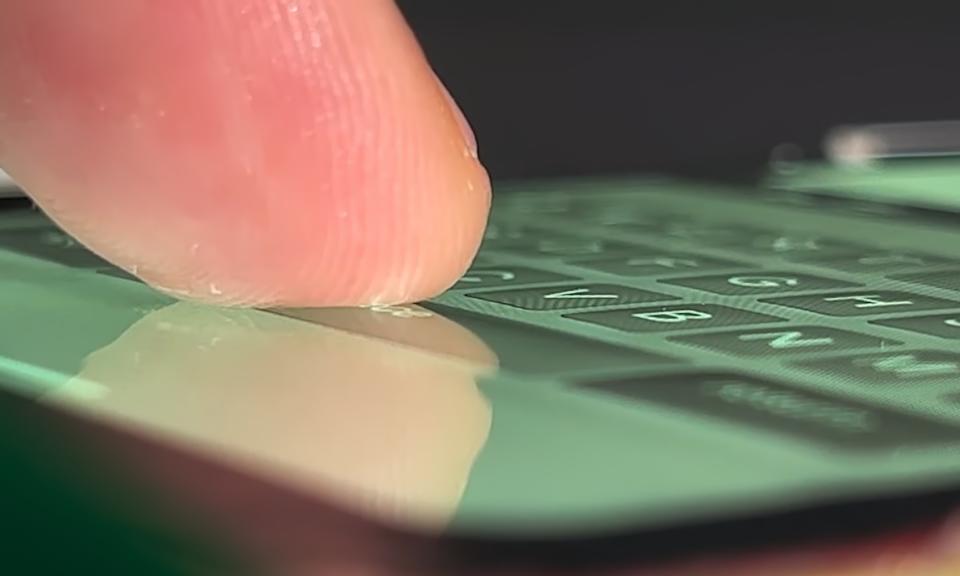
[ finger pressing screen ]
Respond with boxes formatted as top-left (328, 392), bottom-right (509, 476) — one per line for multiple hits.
top-left (0, 0), bottom-right (491, 307)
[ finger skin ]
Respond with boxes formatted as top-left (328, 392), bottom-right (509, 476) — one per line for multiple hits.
top-left (0, 0), bottom-right (490, 307)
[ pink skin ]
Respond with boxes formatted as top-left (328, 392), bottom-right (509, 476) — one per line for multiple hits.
top-left (0, 0), bottom-right (491, 307)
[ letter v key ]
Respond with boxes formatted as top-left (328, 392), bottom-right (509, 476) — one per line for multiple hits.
top-left (543, 287), bottom-right (620, 300)
top-left (468, 283), bottom-right (678, 310)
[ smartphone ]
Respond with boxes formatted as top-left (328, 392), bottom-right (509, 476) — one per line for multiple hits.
top-left (4, 164), bottom-right (960, 573)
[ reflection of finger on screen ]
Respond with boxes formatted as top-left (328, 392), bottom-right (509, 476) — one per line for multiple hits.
top-left (277, 304), bottom-right (499, 370)
top-left (43, 302), bottom-right (493, 530)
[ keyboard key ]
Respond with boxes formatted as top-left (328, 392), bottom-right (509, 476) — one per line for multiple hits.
top-left (498, 195), bottom-right (576, 215)
top-left (765, 188), bottom-right (912, 220)
top-left (0, 227), bottom-right (111, 268)
top-left (566, 304), bottom-right (783, 333)
top-left (489, 234), bottom-right (635, 258)
top-left (673, 326), bottom-right (900, 357)
top-left (804, 252), bottom-right (957, 273)
top-left (657, 221), bottom-right (762, 243)
top-left (423, 304), bottom-right (682, 375)
top-left (527, 237), bottom-right (635, 258)
top-left (575, 372), bottom-right (960, 451)
top-left (572, 251), bottom-right (748, 277)
top-left (579, 206), bottom-right (662, 227)
top-left (480, 222), bottom-right (532, 243)
top-left (794, 350), bottom-right (960, 383)
top-left (578, 209), bottom-right (695, 229)
top-left (478, 224), bottom-right (561, 252)
top-left (892, 270), bottom-right (960, 292)
top-left (468, 284), bottom-right (679, 311)
top-left (453, 266), bottom-right (577, 289)
top-left (762, 291), bottom-right (960, 317)
top-left (596, 217), bottom-right (663, 230)
top-left (872, 314), bottom-right (960, 340)
top-left (661, 271), bottom-right (860, 296)
top-left (720, 233), bottom-right (860, 257)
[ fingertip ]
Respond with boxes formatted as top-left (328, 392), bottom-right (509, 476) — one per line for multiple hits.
top-left (0, 0), bottom-right (491, 307)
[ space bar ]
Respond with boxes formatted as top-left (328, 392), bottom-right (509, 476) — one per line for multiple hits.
top-left (422, 303), bottom-right (681, 376)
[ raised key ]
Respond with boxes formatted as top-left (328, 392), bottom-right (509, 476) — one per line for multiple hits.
top-left (479, 222), bottom-right (532, 244)
top-left (508, 237), bottom-right (635, 258)
top-left (577, 205), bottom-right (662, 227)
top-left (504, 196), bottom-right (576, 215)
top-left (794, 350), bottom-right (960, 384)
top-left (566, 304), bottom-right (783, 333)
top-left (575, 372), bottom-right (960, 451)
top-left (762, 291), bottom-right (960, 317)
top-left (871, 314), bottom-right (960, 340)
top-left (891, 270), bottom-right (960, 292)
top-left (453, 267), bottom-right (577, 289)
top-left (804, 252), bottom-right (957, 273)
top-left (572, 251), bottom-right (748, 277)
top-left (673, 326), bottom-right (900, 357)
top-left (468, 284), bottom-right (679, 311)
top-left (720, 233), bottom-right (860, 257)
top-left (423, 304), bottom-right (683, 375)
top-left (656, 221), bottom-right (762, 243)
top-left (661, 271), bottom-right (860, 296)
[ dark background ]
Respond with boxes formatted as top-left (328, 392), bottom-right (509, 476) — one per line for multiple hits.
top-left (397, 1), bottom-right (960, 180)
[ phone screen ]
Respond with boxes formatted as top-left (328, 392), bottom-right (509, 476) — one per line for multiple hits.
top-left (4, 176), bottom-right (960, 558)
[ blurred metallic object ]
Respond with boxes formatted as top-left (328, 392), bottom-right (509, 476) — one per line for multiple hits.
top-left (825, 120), bottom-right (960, 166)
